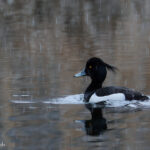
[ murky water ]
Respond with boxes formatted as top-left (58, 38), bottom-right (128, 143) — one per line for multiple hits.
top-left (0, 0), bottom-right (150, 149)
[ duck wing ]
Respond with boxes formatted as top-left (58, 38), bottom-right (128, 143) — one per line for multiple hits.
top-left (96, 86), bottom-right (148, 101)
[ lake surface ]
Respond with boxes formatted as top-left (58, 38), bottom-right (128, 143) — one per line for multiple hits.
top-left (0, 0), bottom-right (150, 149)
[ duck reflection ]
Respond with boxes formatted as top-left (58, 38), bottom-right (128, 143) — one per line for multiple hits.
top-left (84, 104), bottom-right (107, 136)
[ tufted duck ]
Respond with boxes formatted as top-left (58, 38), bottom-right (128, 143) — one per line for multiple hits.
top-left (74, 57), bottom-right (149, 102)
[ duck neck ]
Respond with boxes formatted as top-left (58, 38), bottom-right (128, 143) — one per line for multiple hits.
top-left (84, 80), bottom-right (102, 102)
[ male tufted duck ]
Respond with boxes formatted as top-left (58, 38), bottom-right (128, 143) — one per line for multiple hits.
top-left (74, 57), bottom-right (149, 102)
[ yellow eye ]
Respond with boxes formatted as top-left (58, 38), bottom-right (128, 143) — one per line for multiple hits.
top-left (89, 65), bottom-right (92, 69)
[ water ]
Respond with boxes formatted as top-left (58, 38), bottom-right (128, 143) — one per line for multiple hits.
top-left (0, 0), bottom-right (150, 149)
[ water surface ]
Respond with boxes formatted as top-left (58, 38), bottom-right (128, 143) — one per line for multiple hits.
top-left (0, 0), bottom-right (150, 149)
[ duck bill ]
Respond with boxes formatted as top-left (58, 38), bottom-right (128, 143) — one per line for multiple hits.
top-left (74, 69), bottom-right (86, 77)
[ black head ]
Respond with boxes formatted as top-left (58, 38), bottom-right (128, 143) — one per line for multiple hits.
top-left (74, 57), bottom-right (117, 83)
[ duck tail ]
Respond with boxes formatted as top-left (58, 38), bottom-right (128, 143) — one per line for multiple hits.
top-left (104, 63), bottom-right (118, 73)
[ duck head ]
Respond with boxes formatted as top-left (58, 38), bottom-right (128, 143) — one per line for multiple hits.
top-left (74, 57), bottom-right (116, 82)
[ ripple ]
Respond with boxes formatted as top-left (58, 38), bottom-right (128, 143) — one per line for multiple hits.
top-left (10, 95), bottom-right (150, 108)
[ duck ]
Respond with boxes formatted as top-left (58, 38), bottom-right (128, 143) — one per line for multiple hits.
top-left (74, 57), bottom-right (149, 102)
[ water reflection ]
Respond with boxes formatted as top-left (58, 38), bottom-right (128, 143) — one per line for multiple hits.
top-left (84, 104), bottom-right (107, 136)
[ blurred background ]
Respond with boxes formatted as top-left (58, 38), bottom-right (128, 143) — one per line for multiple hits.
top-left (0, 0), bottom-right (150, 101)
top-left (0, 0), bottom-right (150, 149)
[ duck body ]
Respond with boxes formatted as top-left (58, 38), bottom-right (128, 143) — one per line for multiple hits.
top-left (74, 57), bottom-right (149, 102)
top-left (96, 86), bottom-right (148, 101)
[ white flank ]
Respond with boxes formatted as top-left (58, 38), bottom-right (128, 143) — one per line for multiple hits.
top-left (90, 93), bottom-right (125, 103)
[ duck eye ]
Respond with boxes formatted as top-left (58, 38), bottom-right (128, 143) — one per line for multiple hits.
top-left (89, 65), bottom-right (92, 69)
